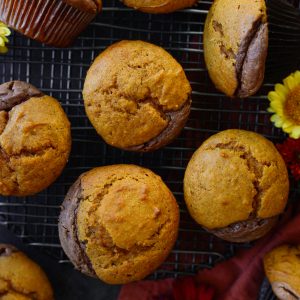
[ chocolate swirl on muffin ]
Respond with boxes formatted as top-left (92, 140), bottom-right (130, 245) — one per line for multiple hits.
top-left (204, 0), bottom-right (268, 98)
top-left (184, 130), bottom-right (289, 243)
top-left (0, 81), bottom-right (44, 111)
top-left (83, 40), bottom-right (192, 152)
top-left (59, 165), bottom-right (179, 284)
top-left (0, 81), bottom-right (71, 196)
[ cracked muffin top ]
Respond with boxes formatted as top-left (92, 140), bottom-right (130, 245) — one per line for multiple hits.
top-left (0, 81), bottom-right (71, 196)
top-left (59, 164), bottom-right (179, 284)
top-left (0, 244), bottom-right (54, 300)
top-left (83, 40), bottom-right (191, 152)
top-left (121, 0), bottom-right (197, 13)
top-left (204, 0), bottom-right (268, 98)
top-left (264, 245), bottom-right (300, 300)
top-left (184, 130), bottom-right (289, 232)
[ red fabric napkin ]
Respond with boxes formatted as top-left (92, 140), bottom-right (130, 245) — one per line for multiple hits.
top-left (118, 202), bottom-right (300, 300)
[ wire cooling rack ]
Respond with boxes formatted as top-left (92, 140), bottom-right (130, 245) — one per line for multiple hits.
top-left (0, 0), bottom-right (300, 299)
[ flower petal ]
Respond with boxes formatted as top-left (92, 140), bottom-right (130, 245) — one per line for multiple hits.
top-left (275, 83), bottom-right (288, 98)
top-left (268, 91), bottom-right (283, 103)
top-left (270, 101), bottom-right (283, 115)
top-left (284, 76), bottom-right (298, 91)
top-left (282, 120), bottom-right (294, 130)
top-left (0, 27), bottom-right (10, 36)
top-left (290, 126), bottom-right (300, 139)
top-left (0, 37), bottom-right (5, 47)
top-left (294, 71), bottom-right (300, 84)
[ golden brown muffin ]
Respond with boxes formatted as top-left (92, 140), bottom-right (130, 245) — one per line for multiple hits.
top-left (264, 245), bottom-right (300, 300)
top-left (0, 244), bottom-right (54, 300)
top-left (83, 40), bottom-right (191, 152)
top-left (121, 0), bottom-right (198, 14)
top-left (0, 81), bottom-right (71, 196)
top-left (59, 164), bottom-right (179, 284)
top-left (184, 129), bottom-right (289, 242)
top-left (0, 0), bottom-right (102, 47)
top-left (203, 0), bottom-right (268, 98)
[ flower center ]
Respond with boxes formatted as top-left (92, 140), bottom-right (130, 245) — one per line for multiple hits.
top-left (284, 85), bottom-right (300, 124)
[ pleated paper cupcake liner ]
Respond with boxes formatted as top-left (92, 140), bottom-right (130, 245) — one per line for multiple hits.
top-left (0, 0), bottom-right (96, 47)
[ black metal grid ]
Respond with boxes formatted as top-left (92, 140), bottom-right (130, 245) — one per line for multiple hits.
top-left (0, 0), bottom-right (300, 298)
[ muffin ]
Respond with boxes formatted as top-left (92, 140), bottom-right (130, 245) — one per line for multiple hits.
top-left (203, 0), bottom-right (268, 98)
top-left (83, 40), bottom-right (191, 152)
top-left (0, 0), bottom-right (102, 47)
top-left (0, 244), bottom-right (54, 299)
top-left (0, 81), bottom-right (71, 196)
top-left (184, 129), bottom-right (289, 243)
top-left (121, 0), bottom-right (198, 13)
top-left (264, 245), bottom-right (300, 300)
top-left (59, 164), bottom-right (179, 284)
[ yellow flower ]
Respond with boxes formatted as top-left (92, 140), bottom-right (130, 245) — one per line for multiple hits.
top-left (268, 71), bottom-right (300, 139)
top-left (0, 22), bottom-right (11, 54)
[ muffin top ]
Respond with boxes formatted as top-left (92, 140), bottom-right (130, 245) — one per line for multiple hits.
top-left (122, 0), bottom-right (197, 13)
top-left (0, 244), bottom-right (54, 300)
top-left (83, 40), bottom-right (191, 151)
top-left (184, 129), bottom-right (289, 229)
top-left (0, 81), bottom-right (71, 196)
top-left (264, 245), bottom-right (300, 299)
top-left (204, 0), bottom-right (268, 97)
top-left (63, 0), bottom-right (102, 13)
top-left (59, 164), bottom-right (179, 284)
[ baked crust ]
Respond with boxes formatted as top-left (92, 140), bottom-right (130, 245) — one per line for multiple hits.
top-left (83, 40), bottom-right (191, 152)
top-left (59, 165), bottom-right (180, 284)
top-left (264, 245), bottom-right (300, 300)
top-left (121, 0), bottom-right (197, 13)
top-left (0, 244), bottom-right (54, 299)
top-left (184, 129), bottom-right (289, 241)
top-left (0, 81), bottom-right (71, 196)
top-left (203, 0), bottom-right (268, 98)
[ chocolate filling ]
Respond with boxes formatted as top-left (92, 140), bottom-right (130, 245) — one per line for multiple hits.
top-left (207, 216), bottom-right (278, 243)
top-left (58, 177), bottom-right (96, 277)
top-left (0, 244), bottom-right (18, 257)
top-left (235, 18), bottom-right (268, 98)
top-left (124, 96), bottom-right (191, 152)
top-left (0, 81), bottom-right (44, 111)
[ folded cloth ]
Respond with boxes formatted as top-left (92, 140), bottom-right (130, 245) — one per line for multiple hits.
top-left (119, 277), bottom-right (214, 300)
top-left (118, 202), bottom-right (300, 300)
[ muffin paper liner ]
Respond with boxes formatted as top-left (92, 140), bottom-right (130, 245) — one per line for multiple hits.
top-left (0, 0), bottom-right (96, 47)
top-left (266, 0), bottom-right (300, 80)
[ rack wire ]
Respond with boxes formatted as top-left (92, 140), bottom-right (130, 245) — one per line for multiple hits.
top-left (0, 0), bottom-right (300, 298)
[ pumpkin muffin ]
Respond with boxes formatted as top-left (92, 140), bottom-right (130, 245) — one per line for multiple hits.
top-left (264, 245), bottom-right (300, 300)
top-left (59, 164), bottom-right (179, 284)
top-left (0, 81), bottom-right (71, 196)
top-left (0, 0), bottom-right (102, 47)
top-left (83, 40), bottom-right (191, 152)
top-left (121, 0), bottom-right (198, 13)
top-left (203, 0), bottom-right (268, 98)
top-left (0, 244), bottom-right (54, 299)
top-left (184, 129), bottom-right (289, 242)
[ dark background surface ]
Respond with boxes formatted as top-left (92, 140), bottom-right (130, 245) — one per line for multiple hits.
top-left (0, 0), bottom-right (300, 299)
top-left (0, 226), bottom-right (120, 300)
